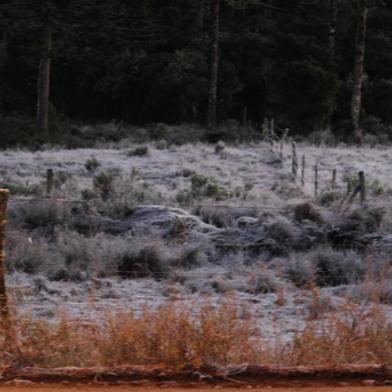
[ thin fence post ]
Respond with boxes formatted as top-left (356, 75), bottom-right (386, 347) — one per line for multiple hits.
top-left (0, 189), bottom-right (9, 323)
top-left (291, 142), bottom-right (298, 181)
top-left (46, 168), bottom-right (54, 196)
top-left (332, 169), bottom-right (337, 189)
top-left (301, 154), bottom-right (306, 187)
top-left (279, 142), bottom-right (284, 161)
top-left (347, 180), bottom-right (352, 195)
top-left (270, 118), bottom-right (275, 135)
top-left (359, 171), bottom-right (366, 206)
top-left (314, 163), bottom-right (319, 197)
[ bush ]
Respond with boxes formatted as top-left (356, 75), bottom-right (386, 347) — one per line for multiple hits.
top-left (184, 173), bottom-right (231, 202)
top-left (0, 181), bottom-right (41, 196)
top-left (246, 268), bottom-right (281, 294)
top-left (286, 256), bottom-right (315, 288)
top-left (148, 123), bottom-right (206, 145)
top-left (317, 188), bottom-right (343, 206)
top-left (266, 217), bottom-right (300, 245)
top-left (93, 172), bottom-right (113, 201)
top-left (172, 245), bottom-right (208, 269)
top-left (85, 157), bottom-right (101, 172)
top-left (0, 116), bottom-right (46, 148)
top-left (8, 200), bottom-right (69, 234)
top-left (118, 243), bottom-right (170, 280)
top-left (128, 146), bottom-right (149, 157)
top-left (310, 247), bottom-right (365, 287)
top-left (6, 238), bottom-right (49, 274)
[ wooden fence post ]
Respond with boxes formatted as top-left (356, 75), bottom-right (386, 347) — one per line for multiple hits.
top-left (46, 168), bottom-right (54, 196)
top-left (292, 142), bottom-right (298, 181)
top-left (314, 163), bottom-right (319, 197)
top-left (0, 190), bottom-right (9, 323)
top-left (346, 180), bottom-right (352, 195)
top-left (332, 169), bottom-right (337, 189)
top-left (359, 171), bottom-right (366, 206)
top-left (279, 142), bottom-right (284, 161)
top-left (301, 154), bottom-right (306, 187)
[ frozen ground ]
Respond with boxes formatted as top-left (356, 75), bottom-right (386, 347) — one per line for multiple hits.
top-left (1, 141), bottom-right (392, 341)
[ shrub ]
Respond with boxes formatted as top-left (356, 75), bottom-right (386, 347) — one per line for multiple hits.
top-left (294, 202), bottom-right (323, 222)
top-left (266, 217), bottom-right (300, 245)
top-left (0, 181), bottom-right (41, 196)
top-left (8, 200), bottom-right (69, 234)
top-left (47, 231), bottom-right (126, 281)
top-left (85, 157), bottom-right (101, 172)
top-left (148, 123), bottom-right (206, 145)
top-left (6, 238), bottom-right (49, 274)
top-left (246, 268), bottom-right (281, 294)
top-left (172, 245), bottom-right (208, 269)
top-left (155, 140), bottom-right (168, 150)
top-left (317, 188), bottom-right (343, 206)
top-left (193, 206), bottom-right (235, 228)
top-left (128, 146), bottom-right (149, 157)
top-left (118, 243), bottom-right (170, 280)
top-left (187, 174), bottom-right (231, 201)
top-left (93, 172), bottom-right (113, 200)
top-left (309, 247), bottom-right (365, 287)
top-left (0, 116), bottom-right (46, 148)
top-left (286, 256), bottom-right (315, 288)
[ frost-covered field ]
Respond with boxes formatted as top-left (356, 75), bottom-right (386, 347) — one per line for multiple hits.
top-left (2, 141), bottom-right (392, 340)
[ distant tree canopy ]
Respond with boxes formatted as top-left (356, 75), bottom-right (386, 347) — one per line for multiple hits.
top-left (1, 0), bottom-right (392, 138)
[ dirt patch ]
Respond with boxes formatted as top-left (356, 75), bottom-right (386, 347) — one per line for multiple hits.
top-left (0, 386), bottom-right (392, 391)
top-left (1, 365), bottom-right (392, 389)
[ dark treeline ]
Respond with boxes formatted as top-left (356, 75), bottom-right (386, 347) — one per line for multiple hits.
top-left (1, 0), bottom-right (392, 143)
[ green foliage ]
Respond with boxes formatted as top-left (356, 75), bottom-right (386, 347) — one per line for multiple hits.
top-left (85, 158), bottom-right (101, 172)
top-left (277, 61), bottom-right (338, 131)
top-left (128, 146), bottom-right (149, 157)
top-left (0, 117), bottom-right (46, 148)
top-left (93, 172), bottom-right (113, 201)
top-left (1, 1), bottom-right (392, 137)
top-left (191, 174), bottom-right (230, 201)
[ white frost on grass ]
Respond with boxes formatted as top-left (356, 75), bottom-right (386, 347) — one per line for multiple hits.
top-left (3, 141), bottom-right (392, 343)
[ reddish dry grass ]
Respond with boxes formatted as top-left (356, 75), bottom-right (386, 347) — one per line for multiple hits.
top-left (0, 302), bottom-right (391, 369)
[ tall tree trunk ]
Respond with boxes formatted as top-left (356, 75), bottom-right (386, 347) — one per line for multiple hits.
top-left (0, 17), bottom-right (8, 59)
top-left (36, 22), bottom-right (52, 138)
top-left (207, 0), bottom-right (220, 128)
top-left (351, 0), bottom-right (368, 144)
top-left (328, 0), bottom-right (338, 66)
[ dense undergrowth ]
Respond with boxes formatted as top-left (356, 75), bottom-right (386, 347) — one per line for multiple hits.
top-left (2, 140), bottom-right (392, 304)
top-left (1, 302), bottom-right (391, 369)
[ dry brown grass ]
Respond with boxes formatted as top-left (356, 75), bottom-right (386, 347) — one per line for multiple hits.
top-left (0, 301), bottom-right (391, 369)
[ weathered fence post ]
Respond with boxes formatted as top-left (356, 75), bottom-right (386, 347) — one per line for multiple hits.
top-left (346, 180), bottom-right (352, 195)
top-left (291, 142), bottom-right (298, 181)
top-left (279, 142), bottom-right (284, 161)
top-left (332, 169), bottom-right (337, 189)
top-left (46, 168), bottom-right (54, 196)
top-left (0, 190), bottom-right (9, 323)
top-left (301, 154), bottom-right (306, 187)
top-left (359, 171), bottom-right (366, 206)
top-left (314, 163), bottom-right (319, 197)
top-left (270, 118), bottom-right (275, 135)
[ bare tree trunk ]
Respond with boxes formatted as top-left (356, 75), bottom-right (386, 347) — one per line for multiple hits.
top-left (328, 0), bottom-right (338, 66)
top-left (36, 22), bottom-right (52, 138)
top-left (351, 0), bottom-right (368, 144)
top-left (207, 0), bottom-right (220, 128)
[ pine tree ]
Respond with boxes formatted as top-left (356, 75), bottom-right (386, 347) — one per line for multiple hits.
top-left (351, 0), bottom-right (369, 144)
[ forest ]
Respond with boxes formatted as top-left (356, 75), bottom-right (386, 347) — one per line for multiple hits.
top-left (0, 0), bottom-right (391, 146)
